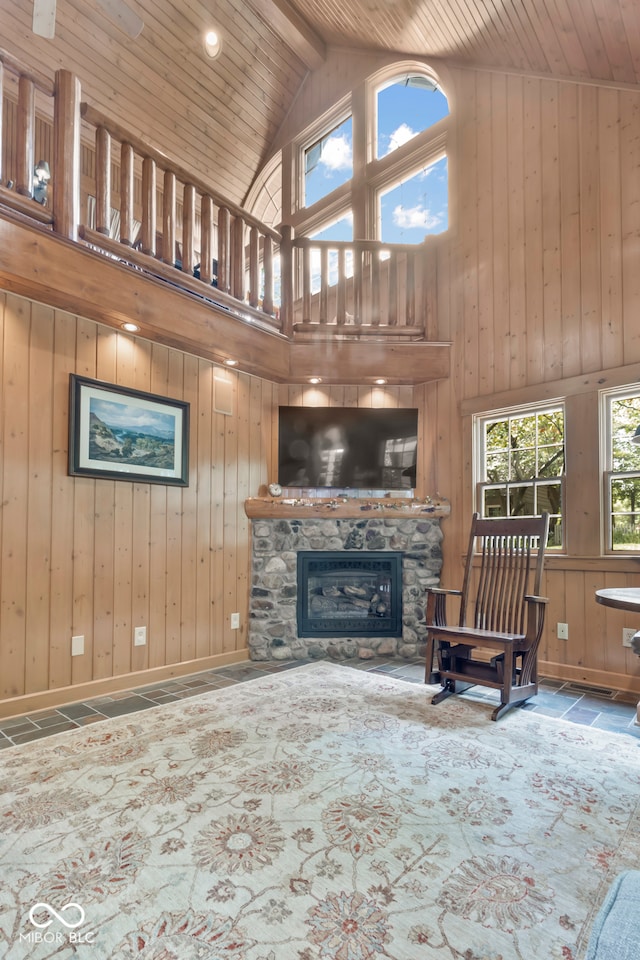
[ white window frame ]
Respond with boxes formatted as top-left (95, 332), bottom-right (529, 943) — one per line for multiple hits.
top-left (473, 401), bottom-right (565, 547)
top-left (601, 385), bottom-right (640, 555)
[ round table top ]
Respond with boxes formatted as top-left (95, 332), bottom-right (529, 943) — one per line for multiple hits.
top-left (595, 587), bottom-right (640, 613)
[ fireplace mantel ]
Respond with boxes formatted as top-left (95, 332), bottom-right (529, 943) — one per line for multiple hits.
top-left (244, 497), bottom-right (450, 520)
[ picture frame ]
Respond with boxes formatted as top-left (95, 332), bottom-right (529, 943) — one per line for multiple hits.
top-left (68, 375), bottom-right (189, 486)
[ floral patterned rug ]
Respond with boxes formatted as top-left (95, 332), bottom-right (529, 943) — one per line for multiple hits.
top-left (1, 662), bottom-right (639, 960)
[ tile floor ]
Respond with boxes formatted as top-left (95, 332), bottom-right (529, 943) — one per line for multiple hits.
top-left (0, 658), bottom-right (638, 749)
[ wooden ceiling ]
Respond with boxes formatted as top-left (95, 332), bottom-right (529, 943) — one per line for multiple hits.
top-left (287, 0), bottom-right (640, 87)
top-left (2, 0), bottom-right (640, 213)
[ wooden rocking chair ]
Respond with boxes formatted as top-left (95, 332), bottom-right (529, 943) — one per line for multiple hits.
top-left (425, 512), bottom-right (550, 721)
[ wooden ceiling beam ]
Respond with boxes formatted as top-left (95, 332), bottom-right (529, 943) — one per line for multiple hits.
top-left (246, 0), bottom-right (326, 70)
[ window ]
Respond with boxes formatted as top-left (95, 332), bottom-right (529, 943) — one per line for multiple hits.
top-left (378, 155), bottom-right (448, 242)
top-left (475, 404), bottom-right (564, 547)
top-left (376, 74), bottom-right (449, 159)
top-left (303, 116), bottom-right (353, 208)
top-left (602, 387), bottom-right (640, 552)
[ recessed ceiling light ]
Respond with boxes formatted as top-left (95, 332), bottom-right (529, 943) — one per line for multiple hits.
top-left (223, 358), bottom-right (237, 366)
top-left (121, 322), bottom-right (139, 333)
top-left (309, 377), bottom-right (322, 384)
top-left (204, 29), bottom-right (222, 59)
top-left (375, 378), bottom-right (387, 385)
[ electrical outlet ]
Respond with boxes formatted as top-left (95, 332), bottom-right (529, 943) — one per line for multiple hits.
top-left (230, 613), bottom-right (240, 629)
top-left (623, 627), bottom-right (636, 648)
top-left (557, 622), bottom-right (569, 640)
top-left (134, 626), bottom-right (147, 646)
top-left (71, 635), bottom-right (84, 656)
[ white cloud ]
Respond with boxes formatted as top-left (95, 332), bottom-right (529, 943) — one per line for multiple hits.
top-left (392, 203), bottom-right (443, 231)
top-left (320, 134), bottom-right (352, 171)
top-left (386, 123), bottom-right (418, 154)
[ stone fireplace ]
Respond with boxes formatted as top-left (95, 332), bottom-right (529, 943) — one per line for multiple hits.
top-left (245, 498), bottom-right (449, 661)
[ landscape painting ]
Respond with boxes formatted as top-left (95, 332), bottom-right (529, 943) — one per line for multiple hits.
top-left (69, 375), bottom-right (189, 485)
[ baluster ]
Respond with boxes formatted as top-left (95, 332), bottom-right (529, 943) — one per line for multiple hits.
top-left (406, 250), bottom-right (416, 327)
top-left (162, 170), bottom-right (176, 265)
top-left (16, 74), bottom-right (35, 197)
top-left (319, 246), bottom-right (328, 323)
top-left (218, 206), bottom-right (230, 293)
top-left (53, 69), bottom-right (80, 240)
top-left (141, 156), bottom-right (156, 256)
top-left (249, 224), bottom-right (259, 307)
top-left (337, 247), bottom-right (346, 324)
top-left (423, 239), bottom-right (437, 340)
top-left (279, 224), bottom-right (293, 336)
top-left (232, 214), bottom-right (245, 300)
top-left (353, 243), bottom-right (362, 325)
top-left (262, 234), bottom-right (273, 316)
top-left (388, 251), bottom-right (398, 326)
top-left (120, 142), bottom-right (134, 245)
top-left (95, 126), bottom-right (111, 235)
top-left (182, 183), bottom-right (195, 275)
top-left (371, 248), bottom-right (381, 326)
top-left (302, 244), bottom-right (311, 322)
top-left (200, 195), bottom-right (214, 284)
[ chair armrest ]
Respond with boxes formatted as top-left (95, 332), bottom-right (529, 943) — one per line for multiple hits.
top-left (427, 588), bottom-right (463, 627)
top-left (524, 595), bottom-right (548, 604)
top-left (523, 595), bottom-right (549, 645)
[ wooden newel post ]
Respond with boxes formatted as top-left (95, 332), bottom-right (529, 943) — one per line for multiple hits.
top-left (279, 223), bottom-right (294, 338)
top-left (53, 70), bottom-right (81, 240)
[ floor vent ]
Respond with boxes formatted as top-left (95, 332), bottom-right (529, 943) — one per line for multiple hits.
top-left (563, 682), bottom-right (616, 698)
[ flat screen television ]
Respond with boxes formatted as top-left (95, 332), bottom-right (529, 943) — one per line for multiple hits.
top-left (278, 406), bottom-right (418, 490)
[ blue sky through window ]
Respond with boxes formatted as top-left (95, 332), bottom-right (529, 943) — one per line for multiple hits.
top-left (379, 156), bottom-right (448, 242)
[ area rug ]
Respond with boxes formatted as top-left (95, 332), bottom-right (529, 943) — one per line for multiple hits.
top-left (1, 663), bottom-right (639, 960)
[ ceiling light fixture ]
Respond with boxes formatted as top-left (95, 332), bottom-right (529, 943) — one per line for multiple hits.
top-left (309, 377), bottom-right (322, 384)
top-left (375, 378), bottom-right (387, 385)
top-left (121, 322), bottom-right (139, 333)
top-left (224, 359), bottom-right (238, 366)
top-left (204, 28), bottom-right (222, 59)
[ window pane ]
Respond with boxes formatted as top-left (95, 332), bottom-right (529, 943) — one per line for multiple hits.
top-left (611, 477), bottom-right (640, 550)
top-left (379, 156), bottom-right (448, 242)
top-left (483, 486), bottom-right (507, 517)
top-left (508, 485), bottom-right (534, 516)
top-left (376, 75), bottom-right (449, 159)
top-left (304, 117), bottom-right (353, 208)
top-left (536, 482), bottom-right (562, 515)
top-left (537, 410), bottom-right (564, 444)
top-left (485, 420), bottom-right (508, 451)
top-left (538, 444), bottom-right (564, 477)
top-left (486, 452), bottom-right (509, 482)
top-left (512, 447), bottom-right (536, 479)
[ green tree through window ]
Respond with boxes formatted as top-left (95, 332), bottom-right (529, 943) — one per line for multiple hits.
top-left (605, 391), bottom-right (640, 551)
top-left (476, 406), bottom-right (564, 548)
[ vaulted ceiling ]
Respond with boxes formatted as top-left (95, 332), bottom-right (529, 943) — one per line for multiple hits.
top-left (2, 0), bottom-right (640, 212)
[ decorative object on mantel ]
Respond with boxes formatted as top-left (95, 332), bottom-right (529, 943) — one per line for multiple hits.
top-left (245, 496), bottom-right (450, 520)
top-left (267, 481), bottom-right (283, 497)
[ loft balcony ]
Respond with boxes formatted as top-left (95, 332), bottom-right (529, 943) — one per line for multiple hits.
top-left (0, 52), bottom-right (450, 385)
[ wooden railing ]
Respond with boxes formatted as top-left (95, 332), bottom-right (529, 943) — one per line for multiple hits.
top-left (291, 237), bottom-right (438, 338)
top-left (78, 102), bottom-right (283, 331)
top-left (0, 51), bottom-right (437, 343)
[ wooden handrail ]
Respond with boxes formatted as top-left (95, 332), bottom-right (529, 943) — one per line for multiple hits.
top-left (0, 47), bottom-right (55, 95)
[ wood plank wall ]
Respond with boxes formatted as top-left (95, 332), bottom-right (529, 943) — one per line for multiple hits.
top-left (0, 291), bottom-right (278, 713)
top-left (431, 68), bottom-right (640, 693)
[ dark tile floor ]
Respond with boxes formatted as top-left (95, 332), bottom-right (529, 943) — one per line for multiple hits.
top-left (0, 658), bottom-right (638, 749)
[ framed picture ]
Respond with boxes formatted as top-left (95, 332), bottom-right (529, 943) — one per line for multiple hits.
top-left (69, 375), bottom-right (189, 486)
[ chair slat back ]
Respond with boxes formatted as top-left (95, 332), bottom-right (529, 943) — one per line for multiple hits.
top-left (460, 514), bottom-right (549, 634)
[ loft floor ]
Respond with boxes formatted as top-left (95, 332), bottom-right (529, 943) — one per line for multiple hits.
top-left (0, 659), bottom-right (638, 748)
